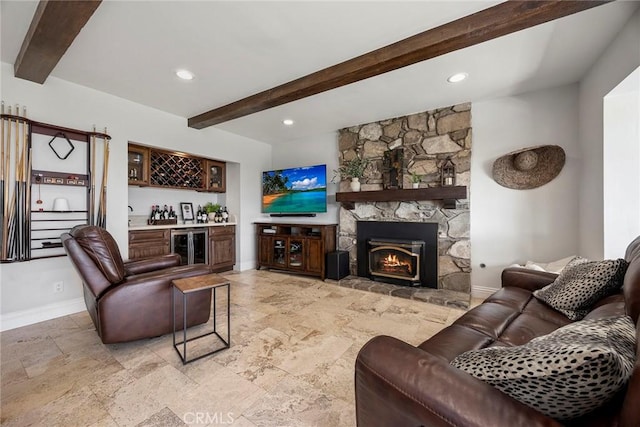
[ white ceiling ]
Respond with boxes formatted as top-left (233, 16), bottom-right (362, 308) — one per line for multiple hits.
top-left (1, 1), bottom-right (638, 145)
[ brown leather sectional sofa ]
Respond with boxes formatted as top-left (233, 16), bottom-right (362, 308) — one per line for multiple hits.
top-left (355, 236), bottom-right (640, 427)
top-left (62, 225), bottom-right (212, 344)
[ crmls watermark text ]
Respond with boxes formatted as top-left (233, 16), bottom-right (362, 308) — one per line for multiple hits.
top-left (183, 412), bottom-right (235, 425)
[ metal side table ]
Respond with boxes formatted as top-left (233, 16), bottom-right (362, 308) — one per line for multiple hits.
top-left (172, 273), bottom-right (230, 364)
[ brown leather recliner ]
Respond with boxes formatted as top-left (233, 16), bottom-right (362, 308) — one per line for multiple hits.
top-left (62, 225), bottom-right (212, 344)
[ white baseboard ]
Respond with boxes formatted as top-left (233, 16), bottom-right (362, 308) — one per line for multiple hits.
top-left (0, 297), bottom-right (86, 332)
top-left (471, 285), bottom-right (498, 300)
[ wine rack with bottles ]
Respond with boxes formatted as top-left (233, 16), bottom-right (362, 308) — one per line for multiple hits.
top-left (150, 150), bottom-right (204, 189)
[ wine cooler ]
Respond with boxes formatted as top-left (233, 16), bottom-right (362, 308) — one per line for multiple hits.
top-left (171, 228), bottom-right (208, 265)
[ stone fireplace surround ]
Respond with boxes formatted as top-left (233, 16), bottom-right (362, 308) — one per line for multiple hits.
top-left (336, 103), bottom-right (471, 308)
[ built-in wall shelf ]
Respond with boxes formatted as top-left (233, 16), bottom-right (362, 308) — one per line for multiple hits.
top-left (335, 186), bottom-right (467, 210)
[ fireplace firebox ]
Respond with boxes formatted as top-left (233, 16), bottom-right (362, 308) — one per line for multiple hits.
top-left (357, 221), bottom-right (438, 288)
top-left (368, 239), bottom-right (424, 285)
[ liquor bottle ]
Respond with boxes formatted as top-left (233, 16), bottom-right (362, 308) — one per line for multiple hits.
top-left (163, 205), bottom-right (169, 220)
top-left (222, 207), bottom-right (229, 223)
top-left (150, 205), bottom-right (156, 223)
top-left (169, 206), bottom-right (175, 219)
top-left (154, 205), bottom-right (161, 220)
top-left (196, 205), bottom-right (203, 223)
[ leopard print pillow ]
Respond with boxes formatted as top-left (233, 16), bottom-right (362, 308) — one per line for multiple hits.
top-left (450, 315), bottom-right (636, 420)
top-left (533, 257), bottom-right (627, 320)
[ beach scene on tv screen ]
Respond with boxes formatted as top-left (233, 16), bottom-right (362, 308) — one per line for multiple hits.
top-left (262, 165), bottom-right (327, 213)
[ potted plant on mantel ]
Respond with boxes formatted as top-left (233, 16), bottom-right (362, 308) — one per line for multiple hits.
top-left (333, 155), bottom-right (369, 192)
top-left (410, 172), bottom-right (421, 189)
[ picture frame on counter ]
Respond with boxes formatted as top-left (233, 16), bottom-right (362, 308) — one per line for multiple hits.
top-left (180, 202), bottom-right (194, 222)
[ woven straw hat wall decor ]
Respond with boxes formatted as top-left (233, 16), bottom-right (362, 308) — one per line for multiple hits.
top-left (492, 145), bottom-right (566, 190)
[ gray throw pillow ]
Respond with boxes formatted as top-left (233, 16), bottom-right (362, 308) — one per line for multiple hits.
top-left (532, 257), bottom-right (627, 320)
top-left (450, 315), bottom-right (636, 420)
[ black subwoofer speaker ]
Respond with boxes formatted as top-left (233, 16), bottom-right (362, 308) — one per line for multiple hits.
top-left (326, 251), bottom-right (350, 280)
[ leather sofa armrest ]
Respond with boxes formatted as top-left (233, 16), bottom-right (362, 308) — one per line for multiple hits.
top-left (123, 254), bottom-right (182, 276)
top-left (355, 335), bottom-right (562, 427)
top-left (501, 267), bottom-right (558, 292)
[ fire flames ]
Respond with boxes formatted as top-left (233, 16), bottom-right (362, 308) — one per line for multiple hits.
top-left (383, 254), bottom-right (402, 267)
top-left (379, 253), bottom-right (412, 274)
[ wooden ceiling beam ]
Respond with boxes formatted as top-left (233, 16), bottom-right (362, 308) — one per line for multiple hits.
top-left (14, 0), bottom-right (102, 84)
top-left (188, 0), bottom-right (610, 129)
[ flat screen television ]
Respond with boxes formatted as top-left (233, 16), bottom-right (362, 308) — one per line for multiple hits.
top-left (262, 164), bottom-right (327, 215)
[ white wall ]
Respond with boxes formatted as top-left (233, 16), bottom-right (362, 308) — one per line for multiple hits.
top-left (0, 62), bottom-right (271, 330)
top-left (579, 8), bottom-right (640, 259)
top-left (471, 84), bottom-right (581, 293)
top-left (603, 67), bottom-right (640, 258)
top-left (266, 131), bottom-right (340, 225)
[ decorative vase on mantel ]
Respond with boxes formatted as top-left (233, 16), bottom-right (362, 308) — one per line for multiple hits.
top-left (350, 177), bottom-right (361, 192)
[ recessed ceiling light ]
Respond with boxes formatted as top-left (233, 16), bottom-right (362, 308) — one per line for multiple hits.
top-left (176, 69), bottom-right (194, 80)
top-left (283, 119), bottom-right (294, 126)
top-left (447, 72), bottom-right (468, 83)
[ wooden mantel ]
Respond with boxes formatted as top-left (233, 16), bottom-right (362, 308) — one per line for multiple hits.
top-left (335, 186), bottom-right (467, 210)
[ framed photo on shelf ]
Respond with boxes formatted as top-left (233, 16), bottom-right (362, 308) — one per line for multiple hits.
top-left (180, 202), bottom-right (194, 221)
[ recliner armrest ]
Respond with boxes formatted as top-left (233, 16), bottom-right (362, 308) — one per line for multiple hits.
top-left (123, 254), bottom-right (182, 276)
top-left (117, 263), bottom-right (211, 289)
top-left (501, 267), bottom-right (558, 292)
top-left (355, 335), bottom-right (562, 427)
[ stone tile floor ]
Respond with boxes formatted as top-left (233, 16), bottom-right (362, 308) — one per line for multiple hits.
top-left (1, 270), bottom-right (477, 427)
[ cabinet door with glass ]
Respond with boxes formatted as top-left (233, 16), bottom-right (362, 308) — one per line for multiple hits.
top-left (128, 144), bottom-right (149, 186)
top-left (191, 231), bottom-right (208, 264)
top-left (272, 238), bottom-right (287, 267)
top-left (206, 160), bottom-right (226, 193)
top-left (288, 238), bottom-right (305, 270)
